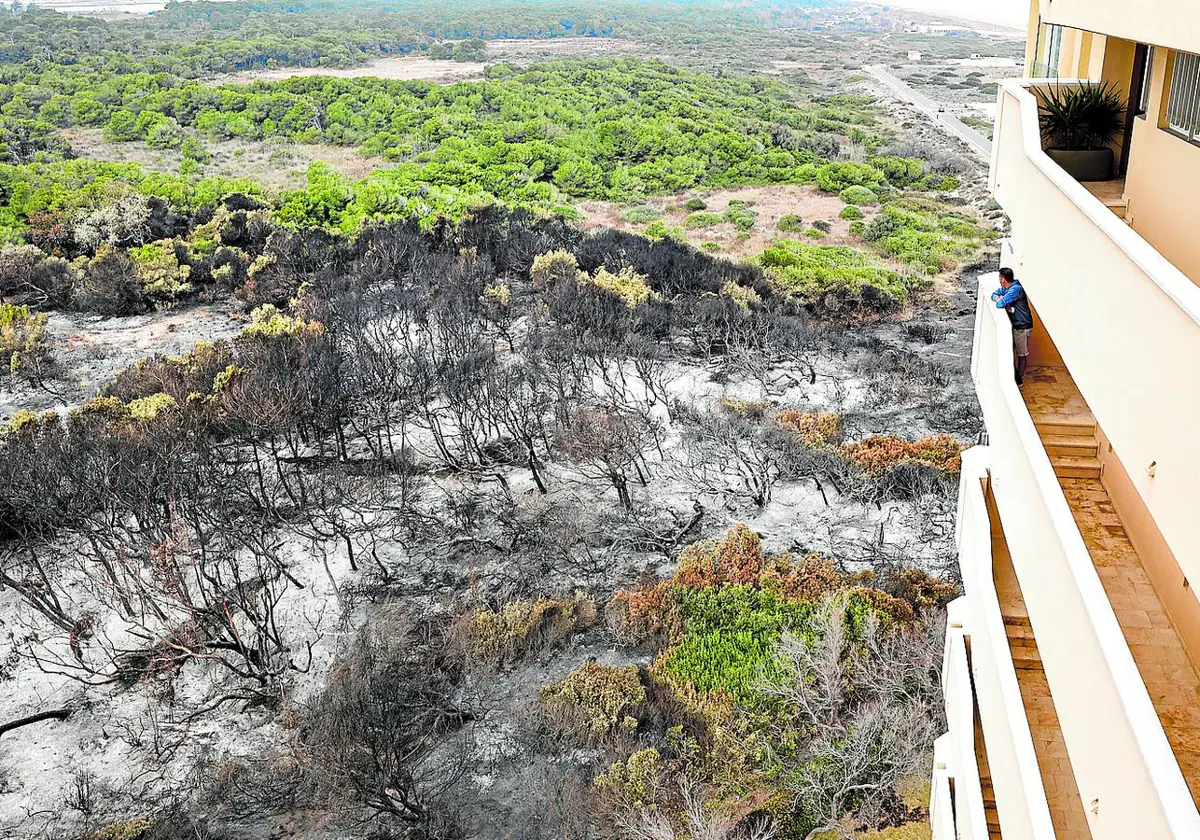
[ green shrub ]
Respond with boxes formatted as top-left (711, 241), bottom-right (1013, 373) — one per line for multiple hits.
top-left (839, 185), bottom-right (879, 206)
top-left (684, 211), bottom-right (724, 228)
top-left (815, 161), bottom-right (887, 194)
top-left (0, 303), bottom-right (51, 383)
top-left (759, 240), bottom-right (908, 310)
top-left (664, 586), bottom-right (814, 705)
top-left (584, 266), bottom-right (662, 309)
top-left (795, 163), bottom-right (821, 184)
top-left (129, 239), bottom-right (192, 302)
top-left (684, 197), bottom-right (708, 212)
top-left (777, 214), bottom-right (805, 233)
top-left (721, 280), bottom-right (760, 308)
top-left (644, 220), bottom-right (686, 242)
top-left (702, 241), bottom-right (721, 252)
top-left (595, 749), bottom-right (664, 811)
top-left (664, 584), bottom-right (877, 708)
top-left (552, 204), bottom-right (584, 222)
top-left (86, 819), bottom-right (155, 840)
top-left (530, 249), bottom-right (585, 290)
top-left (620, 204), bottom-right (663, 224)
top-left (848, 220), bottom-right (866, 237)
top-left (724, 204), bottom-right (758, 230)
top-left (805, 229), bottom-right (826, 239)
top-left (867, 155), bottom-right (927, 188)
top-left (540, 662), bottom-right (645, 742)
top-left (861, 198), bottom-right (991, 274)
top-left (459, 594), bottom-right (596, 667)
top-left (840, 205), bottom-right (864, 220)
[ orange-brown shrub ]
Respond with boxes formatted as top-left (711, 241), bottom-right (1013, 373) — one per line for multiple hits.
top-left (673, 523), bottom-right (764, 589)
top-left (608, 580), bottom-right (678, 644)
top-left (839, 433), bottom-right (963, 475)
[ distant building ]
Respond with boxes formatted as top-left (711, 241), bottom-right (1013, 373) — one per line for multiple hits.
top-left (907, 50), bottom-right (923, 61)
top-left (925, 24), bottom-right (976, 37)
top-left (931, 2), bottom-right (1200, 840)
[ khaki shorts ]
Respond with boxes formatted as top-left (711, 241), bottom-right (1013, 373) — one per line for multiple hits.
top-left (1013, 328), bottom-right (1032, 357)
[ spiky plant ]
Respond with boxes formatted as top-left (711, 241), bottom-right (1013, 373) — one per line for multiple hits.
top-left (1039, 81), bottom-right (1126, 150)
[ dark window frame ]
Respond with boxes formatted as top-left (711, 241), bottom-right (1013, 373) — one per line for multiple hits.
top-left (1165, 50), bottom-right (1200, 146)
top-left (1134, 45), bottom-right (1155, 119)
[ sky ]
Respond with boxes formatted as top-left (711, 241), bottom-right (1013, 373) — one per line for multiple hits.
top-left (859, 0), bottom-right (1029, 30)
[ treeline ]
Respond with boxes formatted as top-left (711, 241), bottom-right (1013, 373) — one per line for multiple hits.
top-left (3, 58), bottom-right (867, 188)
top-left (0, 0), bottom-right (773, 78)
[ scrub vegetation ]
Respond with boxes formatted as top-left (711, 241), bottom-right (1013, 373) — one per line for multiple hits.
top-left (0, 1), bottom-right (996, 838)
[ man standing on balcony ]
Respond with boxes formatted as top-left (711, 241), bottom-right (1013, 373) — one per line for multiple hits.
top-left (991, 267), bottom-right (1033, 386)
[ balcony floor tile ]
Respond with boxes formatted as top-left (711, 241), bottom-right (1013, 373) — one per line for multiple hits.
top-left (1025, 365), bottom-right (1200, 810)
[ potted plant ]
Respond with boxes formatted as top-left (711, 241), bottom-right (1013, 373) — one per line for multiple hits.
top-left (1039, 81), bottom-right (1126, 181)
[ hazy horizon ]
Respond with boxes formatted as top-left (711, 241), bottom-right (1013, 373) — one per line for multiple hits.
top-left (860, 0), bottom-right (1029, 29)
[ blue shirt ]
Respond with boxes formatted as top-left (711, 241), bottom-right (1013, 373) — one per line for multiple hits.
top-left (993, 281), bottom-right (1033, 330)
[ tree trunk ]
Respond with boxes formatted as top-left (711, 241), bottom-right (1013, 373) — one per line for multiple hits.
top-left (0, 708), bottom-right (71, 738)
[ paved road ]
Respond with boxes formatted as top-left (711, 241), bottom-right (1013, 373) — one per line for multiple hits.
top-left (864, 65), bottom-right (993, 162)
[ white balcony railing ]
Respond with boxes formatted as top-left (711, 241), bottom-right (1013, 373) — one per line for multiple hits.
top-left (941, 600), bottom-right (991, 840)
top-left (991, 78), bottom-right (1200, 573)
top-left (953, 452), bottom-right (1057, 840)
top-left (971, 274), bottom-right (1200, 839)
top-left (930, 735), bottom-right (959, 840)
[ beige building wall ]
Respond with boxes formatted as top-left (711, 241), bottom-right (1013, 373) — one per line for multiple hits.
top-left (992, 81), bottom-right (1200, 610)
top-left (949, 2), bottom-right (1200, 835)
top-left (970, 278), bottom-right (1192, 838)
top-left (1041, 0), bottom-right (1200, 58)
top-left (1094, 425), bottom-right (1200, 670)
top-left (1124, 48), bottom-right (1200, 284)
top-left (1028, 0), bottom-right (1200, 283)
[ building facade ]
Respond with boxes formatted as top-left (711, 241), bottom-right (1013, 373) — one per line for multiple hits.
top-left (932, 2), bottom-right (1200, 839)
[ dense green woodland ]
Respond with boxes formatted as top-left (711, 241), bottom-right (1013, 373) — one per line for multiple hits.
top-left (0, 0), bottom-right (835, 75)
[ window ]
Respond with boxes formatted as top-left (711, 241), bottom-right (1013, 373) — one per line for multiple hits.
top-left (1046, 25), bottom-right (1064, 75)
top-left (1032, 21), bottom-right (1064, 78)
top-left (1166, 51), bottom-right (1200, 142)
top-left (1136, 46), bottom-right (1155, 117)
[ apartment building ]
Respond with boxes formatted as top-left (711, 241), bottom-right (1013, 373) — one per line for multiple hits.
top-left (931, 2), bottom-right (1200, 839)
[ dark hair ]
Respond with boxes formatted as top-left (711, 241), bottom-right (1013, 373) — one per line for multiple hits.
top-left (999, 267), bottom-right (1015, 282)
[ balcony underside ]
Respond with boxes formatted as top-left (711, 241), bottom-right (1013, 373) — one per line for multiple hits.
top-left (1022, 365), bottom-right (1200, 809)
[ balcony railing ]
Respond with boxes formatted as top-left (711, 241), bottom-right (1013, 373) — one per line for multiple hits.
top-left (953, 453), bottom-right (1057, 840)
top-left (971, 274), bottom-right (1200, 838)
top-left (940, 600), bottom-right (992, 840)
top-left (990, 78), bottom-right (1200, 595)
top-left (929, 736), bottom-right (957, 840)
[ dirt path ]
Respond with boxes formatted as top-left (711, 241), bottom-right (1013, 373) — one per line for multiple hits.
top-left (218, 56), bottom-right (487, 85)
top-left (577, 184), bottom-right (867, 260)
